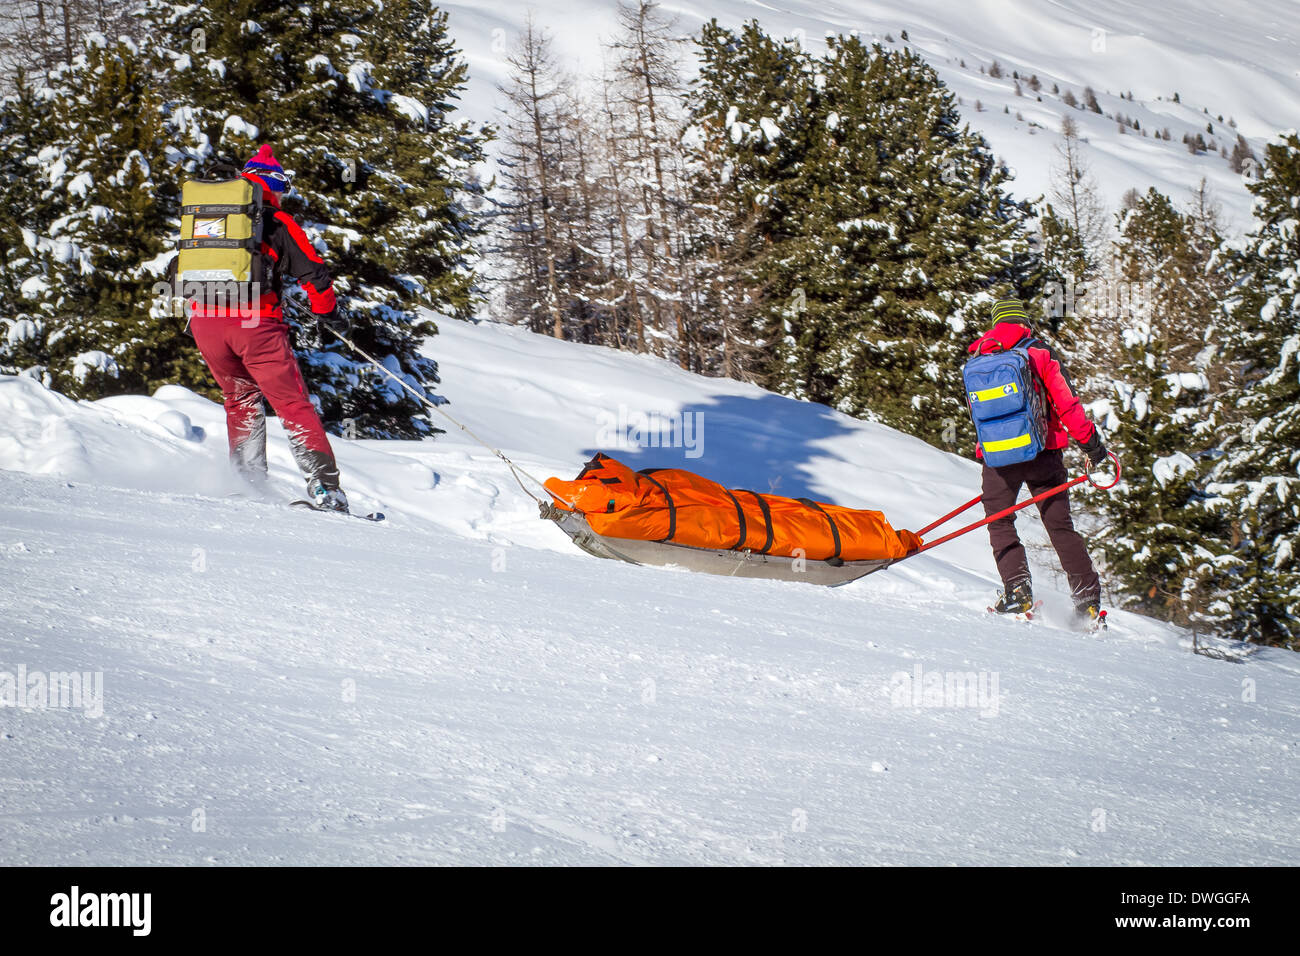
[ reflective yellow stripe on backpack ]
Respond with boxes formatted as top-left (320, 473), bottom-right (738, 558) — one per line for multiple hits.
top-left (983, 434), bottom-right (1032, 453)
top-left (969, 381), bottom-right (1019, 404)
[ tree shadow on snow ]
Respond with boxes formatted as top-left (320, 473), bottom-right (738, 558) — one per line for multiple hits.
top-left (578, 390), bottom-right (860, 503)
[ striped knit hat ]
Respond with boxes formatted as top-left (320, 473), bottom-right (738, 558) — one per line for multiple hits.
top-left (990, 297), bottom-right (1030, 325)
top-left (242, 144), bottom-right (290, 194)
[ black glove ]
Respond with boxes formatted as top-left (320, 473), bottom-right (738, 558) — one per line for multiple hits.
top-left (1080, 428), bottom-right (1109, 468)
top-left (317, 308), bottom-right (350, 340)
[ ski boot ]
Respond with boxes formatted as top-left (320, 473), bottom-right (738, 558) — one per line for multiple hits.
top-left (1075, 601), bottom-right (1107, 632)
top-left (307, 479), bottom-right (350, 514)
top-left (991, 580), bottom-right (1036, 616)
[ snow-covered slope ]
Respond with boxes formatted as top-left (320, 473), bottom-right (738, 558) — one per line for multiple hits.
top-left (1, 319), bottom-right (1296, 865)
top-left (443, 0), bottom-right (1300, 230)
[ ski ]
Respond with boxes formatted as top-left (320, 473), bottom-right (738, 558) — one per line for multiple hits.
top-left (988, 599), bottom-right (1043, 622)
top-left (289, 499), bottom-right (386, 522)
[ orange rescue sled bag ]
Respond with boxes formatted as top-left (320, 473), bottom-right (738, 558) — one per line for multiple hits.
top-left (544, 454), bottom-right (922, 562)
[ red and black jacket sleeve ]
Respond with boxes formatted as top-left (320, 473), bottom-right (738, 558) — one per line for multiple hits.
top-left (266, 210), bottom-right (337, 315)
top-left (1028, 339), bottom-right (1101, 452)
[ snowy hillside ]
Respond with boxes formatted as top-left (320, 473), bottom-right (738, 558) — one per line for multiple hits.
top-left (2, 318), bottom-right (1297, 865)
top-left (443, 0), bottom-right (1300, 230)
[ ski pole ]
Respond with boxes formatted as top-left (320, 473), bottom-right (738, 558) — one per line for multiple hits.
top-left (324, 328), bottom-right (566, 507)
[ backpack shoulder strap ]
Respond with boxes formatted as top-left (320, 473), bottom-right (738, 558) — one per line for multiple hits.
top-left (1014, 337), bottom-right (1045, 376)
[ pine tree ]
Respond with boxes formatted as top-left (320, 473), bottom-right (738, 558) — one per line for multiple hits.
top-left (1093, 188), bottom-right (1227, 624)
top-left (0, 35), bottom-right (207, 398)
top-left (685, 20), bottom-right (817, 380)
top-left (0, 0), bottom-right (142, 90)
top-left (1199, 133), bottom-right (1300, 647)
top-left (610, 0), bottom-right (690, 367)
top-left (0, 70), bottom-right (63, 377)
top-left (151, 0), bottom-right (490, 438)
top-left (692, 29), bottom-right (1040, 444)
top-left (1040, 115), bottom-right (1107, 354)
top-left (1036, 202), bottom-right (1086, 332)
top-left (496, 16), bottom-right (572, 339)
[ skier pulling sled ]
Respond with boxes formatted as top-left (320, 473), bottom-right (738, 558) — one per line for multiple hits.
top-left (963, 298), bottom-right (1116, 627)
top-left (538, 297), bottom-right (1121, 609)
top-left (539, 449), bottom-right (1117, 592)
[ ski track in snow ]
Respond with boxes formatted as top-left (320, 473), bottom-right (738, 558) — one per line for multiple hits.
top-left (0, 319), bottom-right (1297, 865)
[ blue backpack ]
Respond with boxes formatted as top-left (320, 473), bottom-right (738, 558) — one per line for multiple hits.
top-left (963, 341), bottom-right (1049, 467)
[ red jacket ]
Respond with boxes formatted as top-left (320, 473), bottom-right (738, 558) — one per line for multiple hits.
top-left (184, 177), bottom-right (337, 322)
top-left (967, 321), bottom-right (1097, 456)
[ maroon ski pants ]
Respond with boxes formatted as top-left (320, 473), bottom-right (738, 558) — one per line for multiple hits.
top-left (192, 316), bottom-right (340, 489)
top-left (981, 448), bottom-right (1100, 607)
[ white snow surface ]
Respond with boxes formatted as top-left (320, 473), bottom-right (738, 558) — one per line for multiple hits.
top-left (440, 0), bottom-right (1300, 232)
top-left (0, 317), bottom-right (1296, 865)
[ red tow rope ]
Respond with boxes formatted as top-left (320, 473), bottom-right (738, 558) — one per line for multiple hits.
top-left (910, 452), bottom-right (1121, 556)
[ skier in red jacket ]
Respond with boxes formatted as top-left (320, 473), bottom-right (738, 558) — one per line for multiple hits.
top-left (185, 145), bottom-right (350, 513)
top-left (970, 298), bottom-right (1109, 623)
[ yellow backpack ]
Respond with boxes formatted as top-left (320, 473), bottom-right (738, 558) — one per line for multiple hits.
top-left (176, 165), bottom-right (264, 313)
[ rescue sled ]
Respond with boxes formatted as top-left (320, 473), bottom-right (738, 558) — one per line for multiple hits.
top-left (322, 327), bottom-right (1122, 590)
top-left (541, 454), bottom-right (921, 587)
top-left (542, 505), bottom-right (903, 586)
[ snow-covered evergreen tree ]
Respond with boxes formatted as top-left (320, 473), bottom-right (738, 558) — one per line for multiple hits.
top-left (0, 0), bottom-right (141, 90)
top-left (1092, 187), bottom-right (1226, 624)
top-left (690, 28), bottom-right (1041, 444)
top-left (495, 17), bottom-right (582, 341)
top-left (609, 0), bottom-right (691, 366)
top-left (1037, 204), bottom-right (1087, 335)
top-left (151, 0), bottom-right (490, 437)
top-left (1199, 132), bottom-right (1300, 647)
top-left (0, 70), bottom-right (62, 378)
top-left (2, 1), bottom-right (490, 436)
top-left (0, 35), bottom-right (206, 398)
top-left (684, 20), bottom-right (815, 382)
top-left (1042, 115), bottom-right (1108, 353)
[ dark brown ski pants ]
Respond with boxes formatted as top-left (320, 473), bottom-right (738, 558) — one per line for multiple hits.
top-left (981, 448), bottom-right (1100, 607)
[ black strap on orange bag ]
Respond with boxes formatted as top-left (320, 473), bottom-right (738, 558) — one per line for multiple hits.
top-left (638, 469), bottom-right (677, 543)
top-left (799, 498), bottom-right (843, 565)
top-left (722, 489), bottom-right (748, 551)
top-left (736, 490), bottom-right (774, 554)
